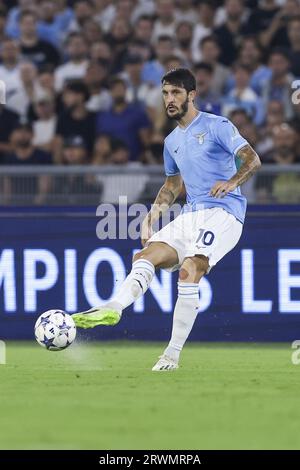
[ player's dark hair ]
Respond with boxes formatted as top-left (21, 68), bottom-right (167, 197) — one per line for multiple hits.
top-left (161, 68), bottom-right (196, 93)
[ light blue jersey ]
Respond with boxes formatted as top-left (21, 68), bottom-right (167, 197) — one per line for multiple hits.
top-left (164, 111), bottom-right (248, 224)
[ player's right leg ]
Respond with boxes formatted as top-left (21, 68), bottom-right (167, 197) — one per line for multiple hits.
top-left (72, 242), bottom-right (178, 328)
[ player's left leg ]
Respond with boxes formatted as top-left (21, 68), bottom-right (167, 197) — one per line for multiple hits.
top-left (152, 255), bottom-right (208, 371)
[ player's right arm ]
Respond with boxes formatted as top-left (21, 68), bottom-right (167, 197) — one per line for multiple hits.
top-left (141, 174), bottom-right (182, 246)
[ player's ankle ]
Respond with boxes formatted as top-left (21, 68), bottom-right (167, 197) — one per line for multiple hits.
top-left (163, 345), bottom-right (181, 363)
top-left (106, 301), bottom-right (123, 314)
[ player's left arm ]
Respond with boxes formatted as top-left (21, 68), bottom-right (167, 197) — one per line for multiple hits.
top-left (210, 144), bottom-right (261, 198)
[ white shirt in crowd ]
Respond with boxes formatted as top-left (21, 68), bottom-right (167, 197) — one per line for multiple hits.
top-left (33, 116), bottom-right (57, 147)
top-left (54, 60), bottom-right (89, 92)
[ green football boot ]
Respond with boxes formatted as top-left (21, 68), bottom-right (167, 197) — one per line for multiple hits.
top-left (72, 302), bottom-right (122, 329)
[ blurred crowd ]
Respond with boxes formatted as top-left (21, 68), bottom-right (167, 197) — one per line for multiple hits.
top-left (0, 0), bottom-right (300, 179)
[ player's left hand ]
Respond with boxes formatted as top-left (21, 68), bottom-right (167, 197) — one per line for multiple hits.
top-left (209, 180), bottom-right (237, 198)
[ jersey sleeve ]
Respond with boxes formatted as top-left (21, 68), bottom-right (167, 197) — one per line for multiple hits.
top-left (163, 142), bottom-right (180, 176)
top-left (212, 118), bottom-right (248, 156)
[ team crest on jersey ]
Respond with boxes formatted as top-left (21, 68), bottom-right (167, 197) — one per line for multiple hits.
top-left (194, 132), bottom-right (207, 145)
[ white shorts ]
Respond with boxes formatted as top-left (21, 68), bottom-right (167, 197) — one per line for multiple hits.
top-left (147, 207), bottom-right (243, 273)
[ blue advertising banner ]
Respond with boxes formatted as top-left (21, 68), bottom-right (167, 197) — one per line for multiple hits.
top-left (0, 206), bottom-right (300, 341)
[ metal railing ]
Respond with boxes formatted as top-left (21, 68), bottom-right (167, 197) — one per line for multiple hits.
top-left (0, 164), bottom-right (299, 206)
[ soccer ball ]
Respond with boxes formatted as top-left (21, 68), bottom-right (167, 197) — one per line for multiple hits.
top-left (34, 309), bottom-right (76, 351)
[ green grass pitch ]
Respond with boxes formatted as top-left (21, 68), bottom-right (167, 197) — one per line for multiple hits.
top-left (0, 341), bottom-right (300, 450)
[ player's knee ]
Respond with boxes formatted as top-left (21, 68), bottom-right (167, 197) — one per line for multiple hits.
top-left (180, 256), bottom-right (209, 282)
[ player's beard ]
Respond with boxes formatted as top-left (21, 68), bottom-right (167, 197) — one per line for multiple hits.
top-left (166, 97), bottom-right (189, 121)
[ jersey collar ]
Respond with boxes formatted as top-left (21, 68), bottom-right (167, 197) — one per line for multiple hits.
top-left (178, 111), bottom-right (202, 133)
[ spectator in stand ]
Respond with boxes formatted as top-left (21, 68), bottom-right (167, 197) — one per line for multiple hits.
top-left (175, 0), bottom-right (197, 24)
top-left (261, 48), bottom-right (295, 121)
top-left (199, 35), bottom-right (230, 95)
top-left (176, 21), bottom-right (194, 67)
top-left (191, 0), bottom-right (217, 63)
top-left (251, 0), bottom-right (300, 50)
top-left (270, 121), bottom-right (300, 202)
top-left (32, 66), bottom-right (63, 118)
top-left (37, 0), bottom-right (66, 48)
top-left (54, 81), bottom-right (96, 161)
top-left (37, 66), bottom-right (56, 97)
top-left (3, 123), bottom-right (52, 204)
top-left (54, 32), bottom-right (89, 92)
top-left (90, 40), bottom-right (113, 67)
top-left (263, 123), bottom-right (298, 164)
top-left (96, 77), bottom-right (151, 162)
top-left (66, 0), bottom-right (94, 35)
top-left (114, 0), bottom-right (136, 27)
top-left (152, 0), bottom-right (177, 43)
top-left (84, 60), bottom-right (111, 112)
top-left (32, 91), bottom-right (57, 153)
top-left (54, 0), bottom-right (74, 34)
top-left (0, 104), bottom-right (19, 162)
top-left (194, 62), bottom-right (222, 115)
top-left (5, 0), bottom-right (36, 39)
top-left (8, 61), bottom-right (40, 118)
top-left (82, 18), bottom-right (102, 47)
top-left (19, 9), bottom-right (60, 68)
top-left (142, 35), bottom-right (173, 86)
top-left (230, 36), bottom-right (272, 95)
top-left (222, 63), bottom-right (264, 125)
top-left (256, 100), bottom-right (285, 158)
top-left (110, 139), bottom-right (130, 165)
top-left (132, 15), bottom-right (154, 45)
top-left (54, 135), bottom-right (100, 204)
top-left (104, 17), bottom-right (132, 74)
top-left (244, 0), bottom-right (280, 38)
top-left (93, 0), bottom-right (116, 33)
top-left (214, 0), bottom-right (248, 66)
top-left (287, 17), bottom-right (300, 78)
top-left (92, 134), bottom-right (112, 165)
top-left (120, 54), bottom-right (162, 124)
top-left (126, 39), bottom-right (152, 63)
top-left (0, 38), bottom-right (22, 107)
top-left (62, 135), bottom-right (88, 165)
top-left (229, 108), bottom-right (252, 129)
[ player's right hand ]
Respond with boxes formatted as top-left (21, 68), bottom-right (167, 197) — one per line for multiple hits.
top-left (141, 218), bottom-right (154, 247)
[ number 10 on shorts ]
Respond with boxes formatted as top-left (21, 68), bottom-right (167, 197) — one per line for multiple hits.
top-left (196, 229), bottom-right (215, 247)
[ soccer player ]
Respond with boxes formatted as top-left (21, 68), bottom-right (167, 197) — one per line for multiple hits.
top-left (73, 68), bottom-right (261, 371)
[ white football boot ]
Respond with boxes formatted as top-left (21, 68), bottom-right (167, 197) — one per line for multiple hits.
top-left (152, 355), bottom-right (179, 371)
